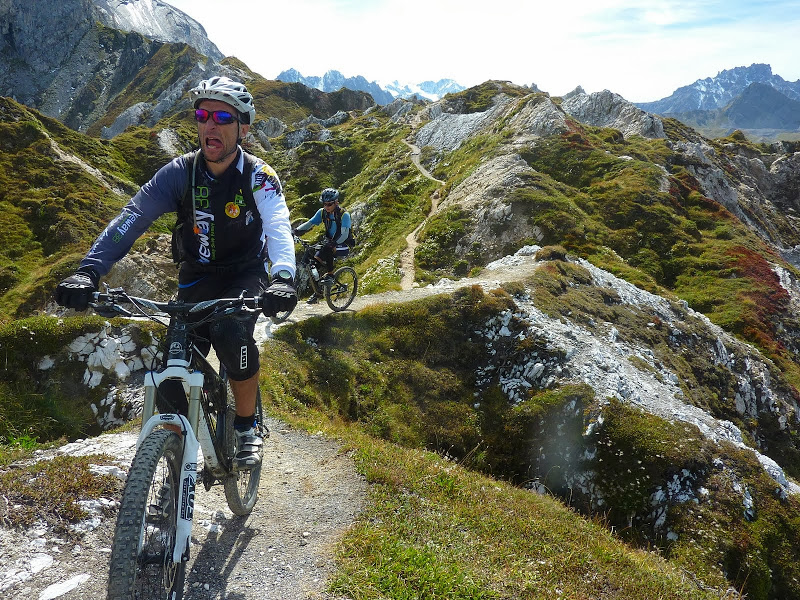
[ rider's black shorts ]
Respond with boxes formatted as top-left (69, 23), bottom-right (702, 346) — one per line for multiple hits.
top-left (176, 267), bottom-right (265, 382)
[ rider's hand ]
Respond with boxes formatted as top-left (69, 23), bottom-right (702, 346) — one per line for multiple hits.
top-left (260, 275), bottom-right (297, 316)
top-left (54, 268), bottom-right (99, 311)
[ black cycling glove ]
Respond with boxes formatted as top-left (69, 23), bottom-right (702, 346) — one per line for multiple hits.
top-left (55, 268), bottom-right (100, 311)
top-left (260, 276), bottom-right (297, 316)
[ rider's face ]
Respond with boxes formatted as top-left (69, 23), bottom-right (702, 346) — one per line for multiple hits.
top-left (196, 99), bottom-right (249, 167)
top-left (323, 201), bottom-right (337, 213)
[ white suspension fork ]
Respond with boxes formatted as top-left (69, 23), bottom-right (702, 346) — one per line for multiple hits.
top-left (138, 362), bottom-right (219, 563)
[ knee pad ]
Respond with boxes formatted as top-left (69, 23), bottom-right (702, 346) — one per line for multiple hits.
top-left (209, 317), bottom-right (260, 380)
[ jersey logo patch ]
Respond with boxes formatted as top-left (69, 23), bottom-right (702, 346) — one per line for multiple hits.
top-left (253, 164), bottom-right (282, 195)
top-left (225, 202), bottom-right (241, 218)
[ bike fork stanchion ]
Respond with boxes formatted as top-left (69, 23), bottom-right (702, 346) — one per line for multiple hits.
top-left (139, 365), bottom-right (206, 564)
top-left (136, 412), bottom-right (199, 563)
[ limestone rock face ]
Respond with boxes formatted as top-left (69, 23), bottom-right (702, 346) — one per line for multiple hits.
top-left (103, 234), bottom-right (179, 300)
top-left (414, 95), bottom-right (516, 153)
top-left (444, 154), bottom-right (545, 258)
top-left (0, 0), bottom-right (221, 132)
top-left (506, 95), bottom-right (569, 141)
top-left (93, 0), bottom-right (223, 61)
top-left (561, 89), bottom-right (665, 139)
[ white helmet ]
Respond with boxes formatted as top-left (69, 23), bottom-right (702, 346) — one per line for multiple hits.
top-left (190, 76), bottom-right (256, 125)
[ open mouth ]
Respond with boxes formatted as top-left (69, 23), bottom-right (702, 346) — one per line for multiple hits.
top-left (205, 136), bottom-right (223, 150)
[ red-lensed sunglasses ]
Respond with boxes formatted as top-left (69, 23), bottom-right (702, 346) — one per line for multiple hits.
top-left (194, 108), bottom-right (240, 125)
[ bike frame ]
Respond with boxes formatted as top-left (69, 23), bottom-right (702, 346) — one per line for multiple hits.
top-left (96, 289), bottom-right (266, 581)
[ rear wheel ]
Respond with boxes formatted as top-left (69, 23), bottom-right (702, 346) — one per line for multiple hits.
top-left (326, 266), bottom-right (358, 311)
top-left (223, 382), bottom-right (264, 515)
top-left (107, 429), bottom-right (186, 600)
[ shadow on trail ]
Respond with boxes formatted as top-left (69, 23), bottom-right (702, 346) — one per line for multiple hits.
top-left (184, 515), bottom-right (259, 599)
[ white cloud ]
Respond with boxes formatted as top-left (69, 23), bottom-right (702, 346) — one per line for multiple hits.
top-left (165, 0), bottom-right (800, 102)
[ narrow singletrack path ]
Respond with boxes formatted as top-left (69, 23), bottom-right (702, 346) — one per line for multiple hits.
top-left (400, 138), bottom-right (445, 290)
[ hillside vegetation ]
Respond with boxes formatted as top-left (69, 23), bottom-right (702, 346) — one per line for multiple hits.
top-left (3, 56), bottom-right (800, 598)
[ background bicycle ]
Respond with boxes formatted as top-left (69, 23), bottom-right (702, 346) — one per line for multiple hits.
top-left (92, 289), bottom-right (268, 600)
top-left (272, 236), bottom-right (358, 323)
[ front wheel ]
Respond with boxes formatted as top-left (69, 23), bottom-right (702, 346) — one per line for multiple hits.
top-left (107, 429), bottom-right (186, 600)
top-left (223, 384), bottom-right (264, 515)
top-left (326, 266), bottom-right (358, 312)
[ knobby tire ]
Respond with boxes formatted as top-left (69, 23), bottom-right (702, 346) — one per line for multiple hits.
top-left (107, 428), bottom-right (186, 600)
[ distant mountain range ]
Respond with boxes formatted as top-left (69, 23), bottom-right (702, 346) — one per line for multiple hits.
top-left (380, 79), bottom-right (467, 102)
top-left (275, 69), bottom-right (465, 105)
top-left (277, 63), bottom-right (798, 139)
top-left (636, 63), bottom-right (800, 139)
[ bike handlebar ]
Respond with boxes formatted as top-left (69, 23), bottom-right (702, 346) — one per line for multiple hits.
top-left (90, 288), bottom-right (265, 320)
top-left (293, 234), bottom-right (328, 250)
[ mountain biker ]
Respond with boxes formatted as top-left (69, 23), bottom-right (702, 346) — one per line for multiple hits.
top-left (292, 188), bottom-right (352, 304)
top-left (53, 75), bottom-right (297, 470)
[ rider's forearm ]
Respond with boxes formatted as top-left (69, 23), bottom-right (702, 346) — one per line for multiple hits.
top-left (80, 158), bottom-right (186, 277)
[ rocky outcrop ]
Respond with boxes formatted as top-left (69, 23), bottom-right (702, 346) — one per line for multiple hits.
top-left (103, 234), bottom-right (178, 299)
top-left (0, 0), bottom-right (221, 132)
top-left (379, 98), bottom-right (415, 122)
top-left (93, 0), bottom-right (223, 61)
top-left (561, 89), bottom-right (665, 139)
top-left (767, 152), bottom-right (800, 214)
top-left (443, 154), bottom-right (544, 257)
top-left (40, 323), bottom-right (157, 428)
top-left (295, 110), bottom-right (350, 129)
top-left (278, 110), bottom-right (352, 149)
top-left (506, 95), bottom-right (569, 141)
top-left (414, 95), bottom-right (516, 153)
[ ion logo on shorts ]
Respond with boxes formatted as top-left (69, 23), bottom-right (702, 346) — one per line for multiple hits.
top-left (240, 346), bottom-right (248, 371)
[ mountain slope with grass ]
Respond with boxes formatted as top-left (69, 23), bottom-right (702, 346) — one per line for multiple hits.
top-left (3, 50), bottom-right (800, 598)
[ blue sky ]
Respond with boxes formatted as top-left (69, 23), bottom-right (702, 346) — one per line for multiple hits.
top-left (164, 0), bottom-right (800, 102)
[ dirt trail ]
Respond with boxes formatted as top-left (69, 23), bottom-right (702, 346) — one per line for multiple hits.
top-left (1, 419), bottom-right (366, 600)
top-left (398, 138), bottom-right (444, 290)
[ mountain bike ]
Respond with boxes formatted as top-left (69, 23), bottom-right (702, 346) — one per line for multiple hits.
top-left (92, 288), bottom-right (269, 600)
top-left (272, 236), bottom-right (358, 322)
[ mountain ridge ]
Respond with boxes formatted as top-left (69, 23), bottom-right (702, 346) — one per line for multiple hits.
top-left (637, 62), bottom-right (800, 113)
top-left (635, 63), bottom-right (800, 139)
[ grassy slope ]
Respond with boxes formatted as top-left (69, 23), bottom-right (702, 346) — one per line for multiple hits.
top-left (294, 412), bottom-right (727, 600)
top-left (256, 278), bottom-right (800, 599)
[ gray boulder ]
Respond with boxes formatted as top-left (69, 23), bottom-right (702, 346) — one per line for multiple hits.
top-left (561, 89), bottom-right (665, 139)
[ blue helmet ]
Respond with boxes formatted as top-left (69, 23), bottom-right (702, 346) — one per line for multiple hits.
top-left (320, 188), bottom-right (340, 204)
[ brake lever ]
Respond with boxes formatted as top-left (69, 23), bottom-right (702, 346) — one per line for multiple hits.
top-left (90, 302), bottom-right (133, 318)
